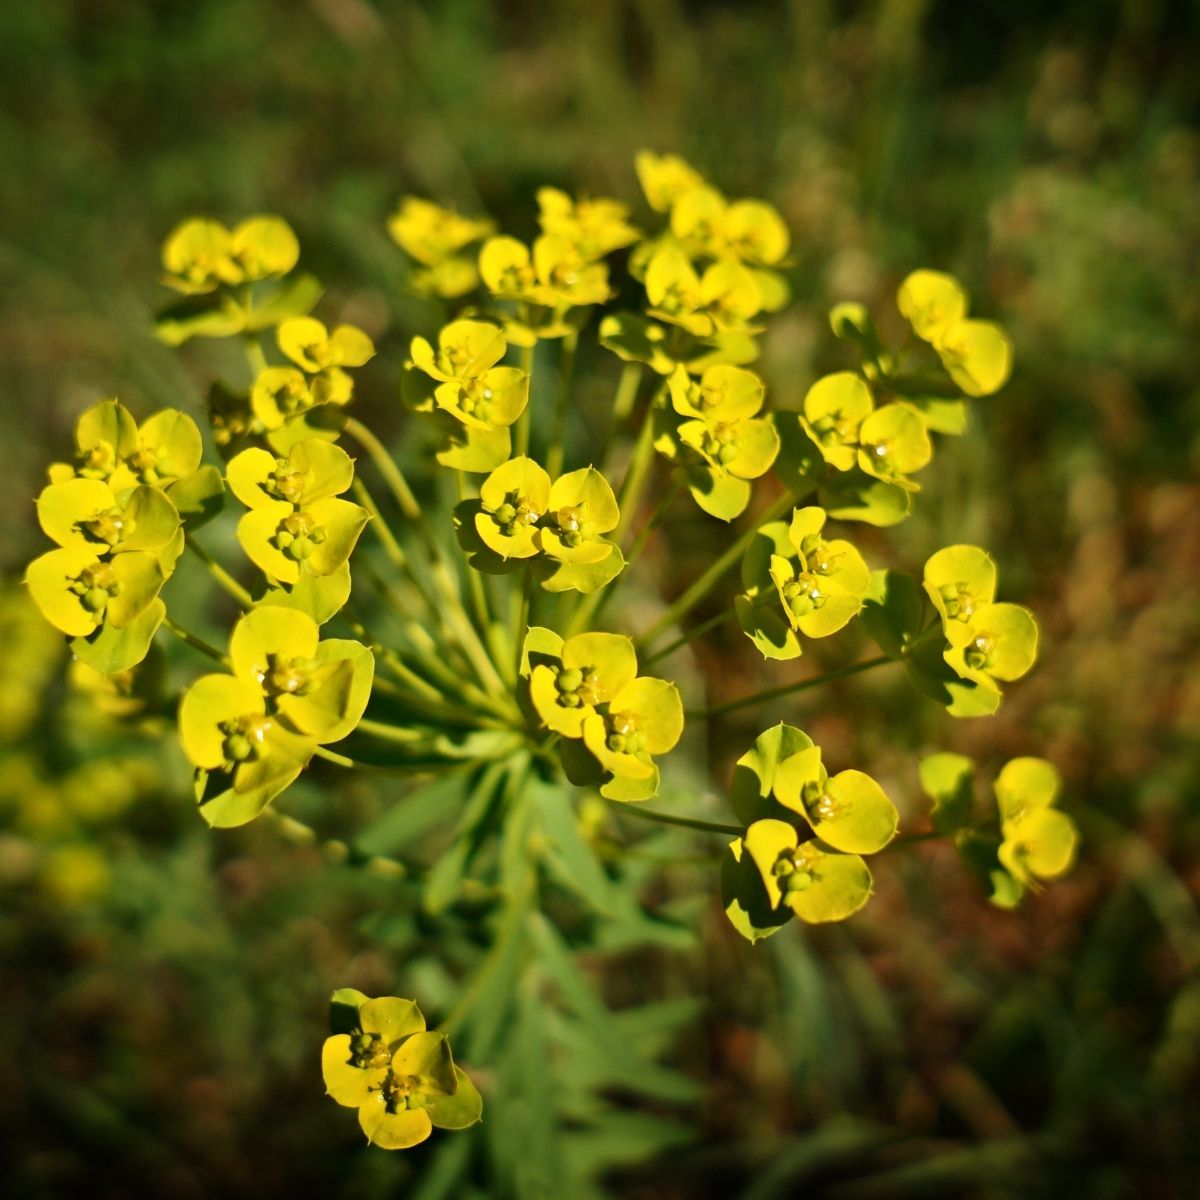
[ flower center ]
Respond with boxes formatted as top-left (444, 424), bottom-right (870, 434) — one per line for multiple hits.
top-left (81, 506), bottom-right (135, 549)
top-left (964, 634), bottom-right (994, 672)
top-left (273, 510), bottom-right (327, 561)
top-left (554, 665), bottom-right (602, 709)
top-left (69, 561), bottom-right (121, 613)
top-left (220, 713), bottom-right (273, 765)
top-left (268, 461), bottom-right (309, 503)
top-left (772, 844), bottom-right (821, 894)
top-left (349, 1030), bottom-right (392, 1071)
top-left (603, 709), bottom-right (650, 759)
top-left (491, 490), bottom-right (541, 536)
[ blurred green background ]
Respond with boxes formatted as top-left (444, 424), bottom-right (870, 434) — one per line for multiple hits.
top-left (2, 1), bottom-right (1199, 1197)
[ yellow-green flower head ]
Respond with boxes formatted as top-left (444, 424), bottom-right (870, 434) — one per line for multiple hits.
top-left (37, 478), bottom-right (182, 568)
top-left (476, 456), bottom-right (550, 560)
top-left (800, 371), bottom-right (873, 470)
top-left (322, 994), bottom-right (482, 1150)
top-left (227, 605), bottom-right (374, 743)
top-left (48, 399), bottom-right (203, 492)
top-left (230, 441), bottom-right (368, 585)
top-left (251, 367), bottom-right (319, 430)
top-left (942, 602), bottom-right (1039, 694)
top-left (226, 438), bottom-right (356, 510)
top-left (410, 320), bottom-right (530, 431)
top-left (162, 215), bottom-right (299, 295)
top-left (854, 402), bottom-right (932, 491)
top-left (740, 818), bottom-right (873, 924)
top-left (387, 196), bottom-right (494, 268)
top-left (923, 544), bottom-right (997, 626)
top-left (772, 745), bottom-right (898, 855)
top-left (538, 467), bottom-right (620, 565)
top-left (529, 631), bottom-right (638, 740)
top-left (669, 363), bottom-right (764, 422)
top-left (670, 187), bottom-right (790, 268)
top-left (767, 506), bottom-right (870, 639)
top-left (526, 630), bottom-right (682, 797)
top-left (994, 757), bottom-right (1077, 887)
top-left (670, 365), bottom-right (779, 485)
top-left (479, 234), bottom-right (611, 311)
top-left (934, 319), bottom-right (1013, 397)
top-left (897, 269), bottom-right (967, 342)
top-left (25, 547), bottom-right (163, 638)
top-left (179, 607), bottom-right (373, 821)
top-left (634, 150), bottom-right (706, 213)
top-left (279, 317), bottom-right (375, 374)
top-left (411, 319), bottom-right (507, 383)
top-left (896, 269), bottom-right (1013, 397)
top-left (536, 187), bottom-right (640, 260)
top-left (645, 248), bottom-right (762, 337)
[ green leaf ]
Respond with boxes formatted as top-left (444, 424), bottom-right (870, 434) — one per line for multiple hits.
top-left (722, 836), bottom-right (791, 942)
top-left (772, 411), bottom-right (823, 497)
top-left (194, 763), bottom-right (301, 828)
top-left (860, 569), bottom-right (923, 659)
top-left (260, 562), bottom-right (352, 625)
top-left (918, 752), bottom-right (975, 835)
top-left (69, 598), bottom-right (165, 674)
top-left (353, 773), bottom-right (476, 858)
top-left (735, 594), bottom-right (802, 661)
top-left (165, 465), bottom-right (226, 530)
top-left (329, 987), bottom-right (371, 1035)
top-left (729, 722), bottom-right (814, 826)
top-left (684, 464), bottom-right (751, 521)
top-left (905, 635), bottom-right (1002, 718)
top-left (533, 782), bottom-right (618, 914)
top-left (904, 395), bottom-right (968, 435)
top-left (242, 273), bottom-right (324, 331)
top-left (820, 470), bottom-right (911, 527)
top-left (154, 294), bottom-right (246, 346)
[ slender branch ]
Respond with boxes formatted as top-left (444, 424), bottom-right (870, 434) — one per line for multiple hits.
top-left (640, 608), bottom-right (734, 666)
top-left (514, 343), bottom-right (535, 458)
top-left (545, 332), bottom-right (577, 477)
top-left (185, 533), bottom-right (253, 607)
top-left (343, 416), bottom-right (423, 522)
top-left (604, 799), bottom-right (742, 837)
top-left (690, 654), bottom-right (893, 720)
top-left (634, 489), bottom-right (795, 649)
top-left (612, 392), bottom-right (659, 542)
top-left (163, 615), bottom-right (227, 664)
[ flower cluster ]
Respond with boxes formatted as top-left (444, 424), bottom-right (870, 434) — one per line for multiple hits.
top-left (322, 992), bottom-right (482, 1150)
top-left (722, 724), bottom-right (899, 939)
top-left (21, 151), bottom-right (1073, 1152)
top-left (179, 607), bottom-right (373, 827)
top-left (919, 753), bottom-right (1078, 907)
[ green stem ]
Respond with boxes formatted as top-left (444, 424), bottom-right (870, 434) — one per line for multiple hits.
top-left (611, 362), bottom-right (643, 424)
top-left (623, 478), bottom-right (680, 568)
top-left (351, 478), bottom-right (408, 572)
top-left (356, 717), bottom-right (436, 743)
top-left (545, 332), bottom-right (577, 477)
top-left (242, 334), bottom-right (268, 377)
top-left (512, 568), bottom-right (533, 683)
top-left (343, 416), bottom-right (422, 522)
top-left (640, 607), bottom-right (734, 666)
top-left (514, 343), bottom-right (535, 458)
top-left (163, 616), bottom-right (227, 664)
top-left (604, 800), bottom-right (742, 837)
top-left (635, 489), bottom-right (795, 649)
top-left (184, 533), bottom-right (253, 608)
top-left (612, 389), bottom-right (660, 542)
top-left (689, 654), bottom-right (893, 720)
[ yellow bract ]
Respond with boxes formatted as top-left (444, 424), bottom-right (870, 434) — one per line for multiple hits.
top-left (162, 215), bottom-right (299, 294)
